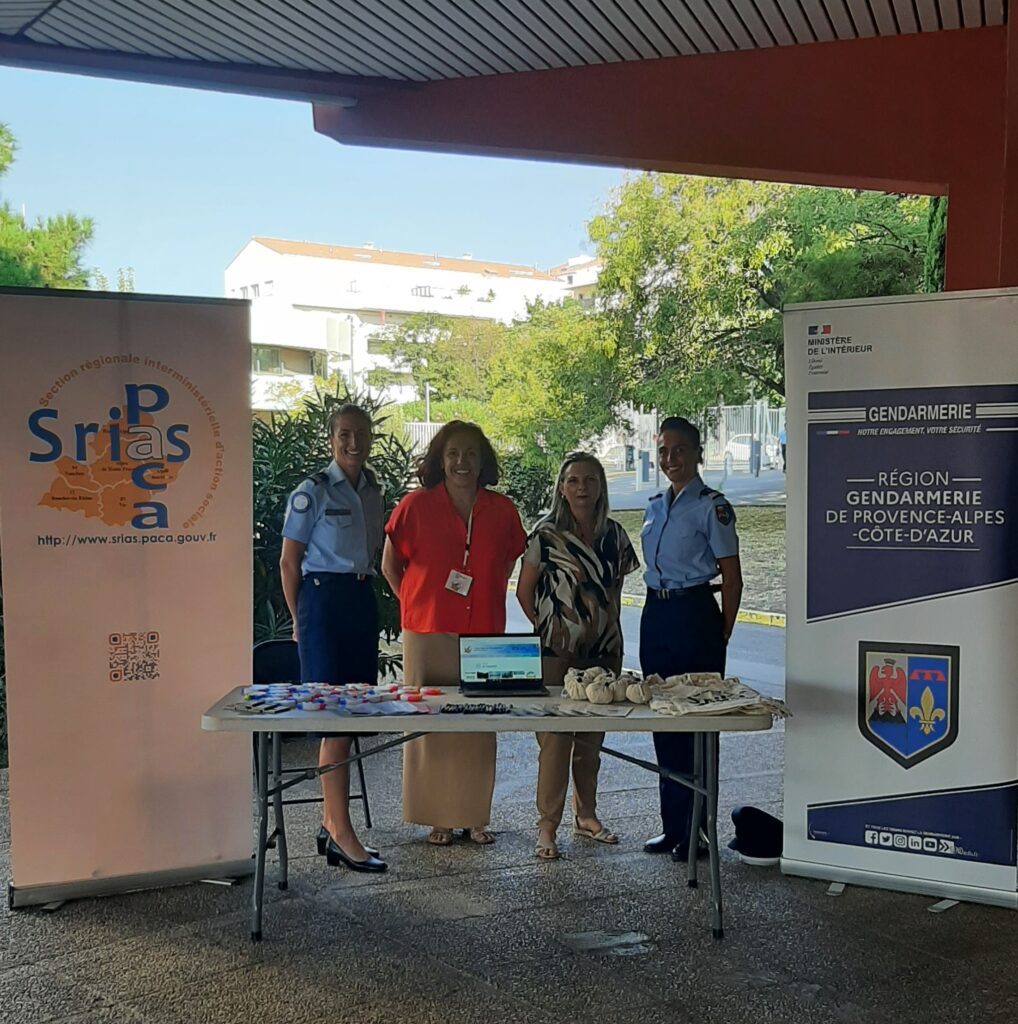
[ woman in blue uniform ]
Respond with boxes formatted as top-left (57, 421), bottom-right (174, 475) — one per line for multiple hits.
top-left (279, 403), bottom-right (386, 874)
top-left (639, 417), bottom-right (743, 861)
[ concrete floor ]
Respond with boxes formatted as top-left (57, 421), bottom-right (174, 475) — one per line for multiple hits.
top-left (2, 722), bottom-right (1017, 1024)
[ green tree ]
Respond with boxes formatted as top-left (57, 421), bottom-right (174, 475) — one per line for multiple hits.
top-left (384, 396), bottom-right (496, 446)
top-left (590, 175), bottom-right (930, 401)
top-left (0, 123), bottom-right (94, 288)
top-left (367, 313), bottom-right (509, 402)
top-left (487, 299), bottom-right (622, 469)
top-left (92, 266), bottom-right (137, 292)
top-left (923, 195), bottom-right (947, 293)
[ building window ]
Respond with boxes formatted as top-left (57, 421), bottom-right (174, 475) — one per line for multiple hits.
top-left (251, 283), bottom-right (260, 298)
top-left (253, 346), bottom-right (325, 376)
top-left (263, 280), bottom-right (274, 296)
top-left (411, 285), bottom-right (432, 297)
top-left (348, 280), bottom-right (360, 293)
top-left (252, 346), bottom-right (281, 373)
top-left (240, 286), bottom-right (249, 299)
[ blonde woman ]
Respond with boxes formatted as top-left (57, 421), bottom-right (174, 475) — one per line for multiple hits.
top-left (516, 452), bottom-right (639, 860)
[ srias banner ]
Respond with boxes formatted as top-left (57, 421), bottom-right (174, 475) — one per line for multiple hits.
top-left (0, 288), bottom-right (252, 905)
top-left (783, 290), bottom-right (1018, 907)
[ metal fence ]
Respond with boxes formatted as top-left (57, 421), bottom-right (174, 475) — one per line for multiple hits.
top-left (701, 403), bottom-right (785, 471)
top-left (403, 421), bottom-right (443, 451)
top-left (599, 403), bottom-right (786, 473)
top-left (408, 403), bottom-right (786, 473)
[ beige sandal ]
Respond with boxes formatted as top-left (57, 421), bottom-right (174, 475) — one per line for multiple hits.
top-left (573, 817), bottom-right (619, 845)
top-left (426, 828), bottom-right (454, 846)
top-left (535, 833), bottom-right (560, 860)
top-left (462, 827), bottom-right (495, 846)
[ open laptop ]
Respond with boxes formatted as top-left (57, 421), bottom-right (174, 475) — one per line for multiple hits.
top-left (458, 634), bottom-right (549, 698)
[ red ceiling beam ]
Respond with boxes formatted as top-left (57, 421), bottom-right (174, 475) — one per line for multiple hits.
top-left (315, 28), bottom-right (1013, 290)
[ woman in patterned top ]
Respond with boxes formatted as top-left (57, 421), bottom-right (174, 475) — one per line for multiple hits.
top-left (516, 452), bottom-right (640, 860)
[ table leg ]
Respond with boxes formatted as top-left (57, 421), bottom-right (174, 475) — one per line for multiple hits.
top-left (686, 733), bottom-right (704, 889)
top-left (271, 731), bottom-right (288, 891)
top-left (251, 732), bottom-right (269, 942)
top-left (705, 732), bottom-right (724, 940)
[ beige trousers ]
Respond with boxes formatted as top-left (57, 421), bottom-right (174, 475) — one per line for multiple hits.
top-left (536, 653), bottom-right (622, 832)
top-left (400, 630), bottom-right (496, 829)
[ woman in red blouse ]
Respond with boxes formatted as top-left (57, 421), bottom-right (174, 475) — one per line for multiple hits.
top-left (383, 421), bottom-right (526, 845)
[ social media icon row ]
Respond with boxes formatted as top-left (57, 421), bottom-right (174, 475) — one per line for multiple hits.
top-left (863, 830), bottom-right (955, 855)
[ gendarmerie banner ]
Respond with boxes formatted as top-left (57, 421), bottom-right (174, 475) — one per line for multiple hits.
top-left (783, 290), bottom-right (1018, 907)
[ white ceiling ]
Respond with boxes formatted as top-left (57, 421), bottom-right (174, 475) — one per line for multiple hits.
top-left (0, 0), bottom-right (1008, 82)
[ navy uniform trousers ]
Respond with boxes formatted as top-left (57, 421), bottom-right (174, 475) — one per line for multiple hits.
top-left (639, 586), bottom-right (727, 848)
top-left (297, 572), bottom-right (378, 685)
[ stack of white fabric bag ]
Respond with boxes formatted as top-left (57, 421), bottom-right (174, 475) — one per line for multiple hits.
top-left (562, 667), bottom-right (789, 718)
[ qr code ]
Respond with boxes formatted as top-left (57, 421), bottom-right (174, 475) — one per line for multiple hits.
top-left (109, 631), bottom-right (160, 682)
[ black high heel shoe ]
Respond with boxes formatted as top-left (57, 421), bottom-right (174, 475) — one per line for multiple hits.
top-left (325, 837), bottom-right (387, 873)
top-left (317, 826), bottom-right (378, 858)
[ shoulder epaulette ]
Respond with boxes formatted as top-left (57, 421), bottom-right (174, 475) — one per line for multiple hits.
top-left (307, 470), bottom-right (329, 486)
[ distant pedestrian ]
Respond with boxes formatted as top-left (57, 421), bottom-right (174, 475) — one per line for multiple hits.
top-left (779, 426), bottom-right (787, 473)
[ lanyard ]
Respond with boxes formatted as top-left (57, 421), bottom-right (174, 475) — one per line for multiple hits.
top-left (462, 507), bottom-right (474, 568)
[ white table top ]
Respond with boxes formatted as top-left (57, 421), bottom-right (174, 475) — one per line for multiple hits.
top-left (201, 687), bottom-right (773, 735)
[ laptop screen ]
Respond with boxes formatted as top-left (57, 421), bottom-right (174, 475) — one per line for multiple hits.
top-left (459, 635), bottom-right (543, 683)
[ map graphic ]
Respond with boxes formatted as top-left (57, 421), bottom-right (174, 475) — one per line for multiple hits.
top-left (38, 410), bottom-right (183, 526)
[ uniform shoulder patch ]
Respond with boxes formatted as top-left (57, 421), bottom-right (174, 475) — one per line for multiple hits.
top-left (290, 491), bottom-right (313, 513)
top-left (715, 502), bottom-right (735, 526)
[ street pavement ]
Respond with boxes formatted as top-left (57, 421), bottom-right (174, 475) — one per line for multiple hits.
top-left (9, 595), bottom-right (1017, 1024)
top-left (607, 466), bottom-right (787, 510)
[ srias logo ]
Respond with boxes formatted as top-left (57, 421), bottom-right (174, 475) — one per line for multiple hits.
top-left (28, 383), bottom-right (191, 531)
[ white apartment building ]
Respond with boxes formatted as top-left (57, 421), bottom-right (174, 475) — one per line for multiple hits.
top-left (548, 254), bottom-right (603, 304)
top-left (225, 237), bottom-right (571, 410)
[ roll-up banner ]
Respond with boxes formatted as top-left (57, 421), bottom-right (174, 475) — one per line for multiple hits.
top-left (782, 289), bottom-right (1018, 908)
top-left (0, 289), bottom-right (253, 906)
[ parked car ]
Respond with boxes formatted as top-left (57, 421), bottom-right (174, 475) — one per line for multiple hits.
top-left (723, 434), bottom-right (780, 472)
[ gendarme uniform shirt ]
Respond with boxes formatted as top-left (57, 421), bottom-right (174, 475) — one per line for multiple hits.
top-left (641, 474), bottom-right (738, 590)
top-left (281, 460), bottom-right (384, 576)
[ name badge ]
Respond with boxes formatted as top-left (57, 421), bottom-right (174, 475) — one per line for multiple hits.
top-left (445, 569), bottom-right (473, 596)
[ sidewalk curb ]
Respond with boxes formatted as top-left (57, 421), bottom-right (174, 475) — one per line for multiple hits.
top-left (619, 593), bottom-right (785, 628)
top-left (507, 580), bottom-right (786, 629)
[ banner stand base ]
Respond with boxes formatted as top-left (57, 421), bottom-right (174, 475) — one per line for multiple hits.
top-left (8, 858), bottom-right (254, 910)
top-left (781, 857), bottom-right (1018, 910)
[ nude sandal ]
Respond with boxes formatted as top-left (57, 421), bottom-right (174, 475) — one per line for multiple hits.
top-left (573, 817), bottom-right (619, 845)
top-left (426, 828), bottom-right (454, 846)
top-left (535, 834), bottom-right (560, 860)
top-left (461, 827), bottom-right (495, 845)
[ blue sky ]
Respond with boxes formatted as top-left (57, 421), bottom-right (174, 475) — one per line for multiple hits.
top-left (0, 66), bottom-right (626, 296)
